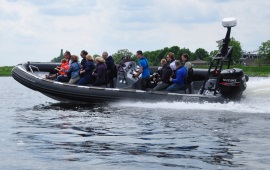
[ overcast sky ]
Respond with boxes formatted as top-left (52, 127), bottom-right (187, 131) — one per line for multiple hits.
top-left (1, 0), bottom-right (269, 66)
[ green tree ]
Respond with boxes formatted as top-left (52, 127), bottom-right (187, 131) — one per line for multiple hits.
top-left (93, 54), bottom-right (100, 58)
top-left (209, 50), bottom-right (219, 57)
top-left (178, 48), bottom-right (192, 61)
top-left (51, 49), bottom-right (64, 62)
top-left (190, 53), bottom-right (197, 61)
top-left (168, 46), bottom-right (180, 58)
top-left (144, 49), bottom-right (163, 66)
top-left (112, 49), bottom-right (133, 64)
top-left (194, 48), bottom-right (209, 60)
top-left (144, 51), bottom-right (157, 66)
top-left (229, 37), bottom-right (242, 64)
top-left (204, 49), bottom-right (219, 63)
top-left (258, 40), bottom-right (270, 64)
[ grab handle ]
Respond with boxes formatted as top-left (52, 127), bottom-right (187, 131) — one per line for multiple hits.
top-left (29, 65), bottom-right (40, 73)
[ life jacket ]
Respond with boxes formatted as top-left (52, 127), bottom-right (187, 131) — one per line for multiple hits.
top-left (59, 62), bottom-right (70, 76)
top-left (139, 58), bottom-right (149, 69)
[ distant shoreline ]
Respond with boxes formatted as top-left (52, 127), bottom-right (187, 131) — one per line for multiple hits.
top-left (0, 66), bottom-right (14, 77)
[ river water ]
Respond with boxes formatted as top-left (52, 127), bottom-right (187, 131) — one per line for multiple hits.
top-left (1, 77), bottom-right (270, 170)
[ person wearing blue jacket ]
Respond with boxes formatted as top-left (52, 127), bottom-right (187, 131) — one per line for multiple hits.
top-left (77, 55), bottom-right (95, 85)
top-left (133, 50), bottom-right (150, 91)
top-left (167, 60), bottom-right (187, 92)
top-left (56, 55), bottom-right (80, 83)
top-left (66, 55), bottom-right (81, 84)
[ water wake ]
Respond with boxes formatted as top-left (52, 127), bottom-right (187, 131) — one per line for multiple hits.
top-left (115, 77), bottom-right (270, 114)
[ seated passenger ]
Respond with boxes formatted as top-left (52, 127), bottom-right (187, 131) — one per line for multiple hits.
top-left (45, 59), bottom-right (70, 79)
top-left (166, 52), bottom-right (176, 71)
top-left (102, 51), bottom-right (115, 88)
top-left (181, 54), bottom-right (193, 91)
top-left (181, 54), bottom-right (192, 69)
top-left (184, 62), bottom-right (193, 93)
top-left (64, 50), bottom-right (72, 65)
top-left (77, 55), bottom-right (95, 85)
top-left (166, 60), bottom-right (187, 92)
top-left (56, 55), bottom-right (80, 84)
top-left (92, 57), bottom-right (107, 86)
top-left (80, 50), bottom-right (88, 70)
top-left (153, 59), bottom-right (172, 91)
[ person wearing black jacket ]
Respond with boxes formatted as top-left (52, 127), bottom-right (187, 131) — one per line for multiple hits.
top-left (153, 59), bottom-right (172, 91)
top-left (80, 50), bottom-right (88, 69)
top-left (102, 51), bottom-right (115, 87)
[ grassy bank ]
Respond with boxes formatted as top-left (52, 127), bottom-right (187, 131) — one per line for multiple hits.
top-left (238, 66), bottom-right (270, 77)
top-left (193, 65), bottom-right (270, 77)
top-left (0, 66), bottom-right (14, 76)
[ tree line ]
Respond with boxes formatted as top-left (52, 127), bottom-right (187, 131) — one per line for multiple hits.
top-left (51, 39), bottom-right (270, 66)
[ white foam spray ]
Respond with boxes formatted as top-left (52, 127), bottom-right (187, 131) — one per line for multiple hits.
top-left (114, 77), bottom-right (270, 114)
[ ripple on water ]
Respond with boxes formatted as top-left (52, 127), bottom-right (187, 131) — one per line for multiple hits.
top-left (11, 103), bottom-right (265, 169)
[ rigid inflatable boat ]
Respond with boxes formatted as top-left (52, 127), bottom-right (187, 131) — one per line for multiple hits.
top-left (12, 18), bottom-right (248, 103)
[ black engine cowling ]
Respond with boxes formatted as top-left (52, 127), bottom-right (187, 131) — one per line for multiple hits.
top-left (219, 68), bottom-right (247, 100)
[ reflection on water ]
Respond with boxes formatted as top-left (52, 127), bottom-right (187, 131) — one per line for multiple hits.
top-left (1, 77), bottom-right (270, 169)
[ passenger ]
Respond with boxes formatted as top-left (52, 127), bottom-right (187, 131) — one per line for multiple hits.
top-left (45, 59), bottom-right (70, 79)
top-left (181, 54), bottom-right (193, 93)
top-left (92, 57), bottom-right (107, 86)
top-left (166, 52), bottom-right (176, 71)
top-left (64, 50), bottom-right (72, 65)
top-left (133, 50), bottom-right (150, 91)
top-left (77, 54), bottom-right (95, 85)
top-left (153, 59), bottom-right (172, 91)
top-left (166, 60), bottom-right (187, 92)
top-left (181, 54), bottom-right (192, 70)
top-left (80, 50), bottom-right (88, 69)
top-left (57, 55), bottom-right (80, 84)
top-left (102, 51), bottom-right (115, 88)
top-left (185, 62), bottom-right (192, 71)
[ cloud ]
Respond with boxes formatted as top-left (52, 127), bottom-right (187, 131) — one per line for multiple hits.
top-left (0, 0), bottom-right (270, 66)
top-left (0, 10), bottom-right (20, 20)
top-left (37, 1), bottom-right (97, 16)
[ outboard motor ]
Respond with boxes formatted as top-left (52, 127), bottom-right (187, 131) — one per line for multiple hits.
top-left (200, 17), bottom-right (249, 101)
top-left (219, 68), bottom-right (247, 100)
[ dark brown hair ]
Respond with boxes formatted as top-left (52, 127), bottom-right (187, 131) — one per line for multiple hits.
top-left (81, 50), bottom-right (88, 56)
top-left (137, 50), bottom-right (143, 56)
top-left (168, 52), bottom-right (175, 60)
top-left (182, 54), bottom-right (189, 61)
top-left (65, 50), bottom-right (71, 56)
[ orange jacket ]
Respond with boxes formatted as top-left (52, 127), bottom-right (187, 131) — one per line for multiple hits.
top-left (59, 63), bottom-right (70, 75)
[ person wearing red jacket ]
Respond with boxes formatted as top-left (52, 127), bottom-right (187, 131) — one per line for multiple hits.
top-left (45, 59), bottom-right (70, 79)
